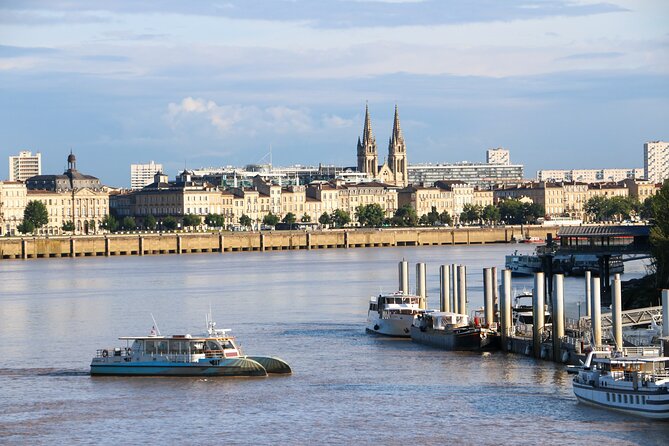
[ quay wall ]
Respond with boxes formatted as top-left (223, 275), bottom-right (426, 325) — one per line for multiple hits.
top-left (0, 226), bottom-right (554, 260)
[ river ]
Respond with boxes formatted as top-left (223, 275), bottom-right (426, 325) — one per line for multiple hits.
top-left (0, 244), bottom-right (666, 445)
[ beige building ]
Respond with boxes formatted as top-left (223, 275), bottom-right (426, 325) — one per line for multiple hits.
top-left (621, 178), bottom-right (660, 202)
top-left (397, 184), bottom-right (453, 219)
top-left (338, 182), bottom-right (398, 218)
top-left (0, 181), bottom-right (28, 235)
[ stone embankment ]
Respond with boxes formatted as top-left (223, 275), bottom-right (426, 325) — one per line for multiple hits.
top-left (0, 226), bottom-right (554, 260)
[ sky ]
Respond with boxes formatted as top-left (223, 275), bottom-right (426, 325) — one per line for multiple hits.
top-left (1, 0), bottom-right (668, 187)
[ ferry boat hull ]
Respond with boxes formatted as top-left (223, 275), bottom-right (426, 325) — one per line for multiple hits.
top-left (572, 381), bottom-right (669, 419)
top-left (410, 326), bottom-right (498, 351)
top-left (90, 357), bottom-right (269, 377)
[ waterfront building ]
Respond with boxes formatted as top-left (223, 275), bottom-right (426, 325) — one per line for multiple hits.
top-left (24, 153), bottom-right (109, 234)
top-left (130, 161), bottom-right (163, 190)
top-left (397, 184), bottom-right (454, 220)
top-left (562, 182), bottom-right (589, 219)
top-left (280, 185), bottom-right (307, 218)
top-left (408, 162), bottom-right (524, 188)
top-left (486, 148), bottom-right (510, 165)
top-left (0, 181), bottom-right (28, 235)
top-left (621, 177), bottom-right (660, 202)
top-left (114, 172), bottom-right (233, 226)
top-left (494, 181), bottom-right (565, 217)
top-left (8, 150), bottom-right (41, 182)
top-left (305, 182), bottom-right (341, 222)
top-left (338, 182), bottom-right (398, 218)
top-left (644, 141), bottom-right (669, 183)
top-left (537, 168), bottom-right (643, 183)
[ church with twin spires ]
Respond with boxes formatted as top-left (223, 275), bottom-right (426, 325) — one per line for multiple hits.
top-left (356, 104), bottom-right (408, 188)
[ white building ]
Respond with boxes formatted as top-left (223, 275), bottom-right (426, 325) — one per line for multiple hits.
top-left (131, 161), bottom-right (163, 190)
top-left (537, 168), bottom-right (643, 183)
top-left (8, 151), bottom-right (41, 182)
top-left (486, 148), bottom-right (510, 165)
top-left (644, 141), bottom-right (669, 183)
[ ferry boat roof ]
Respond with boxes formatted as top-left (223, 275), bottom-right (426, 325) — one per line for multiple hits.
top-left (118, 332), bottom-right (233, 341)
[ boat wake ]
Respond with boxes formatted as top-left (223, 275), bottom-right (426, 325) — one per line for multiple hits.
top-left (0, 368), bottom-right (89, 377)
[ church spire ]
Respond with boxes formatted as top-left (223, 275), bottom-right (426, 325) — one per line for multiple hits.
top-left (357, 102), bottom-right (378, 177)
top-left (362, 102), bottom-right (375, 148)
top-left (389, 104), bottom-right (403, 148)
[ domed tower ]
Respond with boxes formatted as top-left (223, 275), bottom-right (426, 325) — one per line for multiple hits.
top-left (67, 151), bottom-right (77, 171)
top-left (388, 105), bottom-right (408, 187)
top-left (357, 104), bottom-right (378, 177)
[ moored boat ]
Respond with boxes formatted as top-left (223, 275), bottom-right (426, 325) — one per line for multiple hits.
top-left (410, 311), bottom-right (498, 351)
top-left (572, 351), bottom-right (669, 419)
top-left (90, 318), bottom-right (291, 377)
top-left (366, 292), bottom-right (424, 337)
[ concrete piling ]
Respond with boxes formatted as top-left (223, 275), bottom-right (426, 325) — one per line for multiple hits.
top-left (451, 264), bottom-right (459, 314)
top-left (501, 269), bottom-right (512, 351)
top-left (591, 276), bottom-right (602, 348)
top-left (585, 270), bottom-right (592, 318)
top-left (612, 276), bottom-right (623, 351)
top-left (399, 260), bottom-right (409, 294)
top-left (483, 268), bottom-right (493, 327)
top-left (458, 265), bottom-right (467, 316)
top-left (416, 263), bottom-right (427, 309)
top-left (663, 290), bottom-right (669, 338)
top-left (533, 272), bottom-right (545, 359)
top-left (439, 265), bottom-right (450, 313)
top-left (553, 274), bottom-right (565, 361)
top-left (492, 266), bottom-right (499, 322)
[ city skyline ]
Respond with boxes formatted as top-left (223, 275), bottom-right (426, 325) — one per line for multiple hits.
top-left (1, 0), bottom-right (667, 186)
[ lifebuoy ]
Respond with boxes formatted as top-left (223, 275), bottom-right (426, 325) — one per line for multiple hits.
top-left (102, 349), bottom-right (109, 358)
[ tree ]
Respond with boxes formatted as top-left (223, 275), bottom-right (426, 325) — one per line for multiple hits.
top-left (239, 214), bottom-right (252, 228)
top-left (426, 207), bottom-right (441, 226)
top-left (331, 209), bottom-right (351, 228)
top-left (498, 198), bottom-right (542, 224)
top-left (100, 214), bottom-right (118, 232)
top-left (183, 214), bottom-right (201, 227)
top-left (439, 210), bottom-right (453, 226)
top-left (649, 180), bottom-right (669, 289)
top-left (418, 215), bottom-right (429, 226)
top-left (393, 205), bottom-right (417, 227)
top-left (356, 204), bottom-right (384, 227)
top-left (481, 205), bottom-right (500, 224)
top-left (121, 216), bottom-right (136, 231)
top-left (263, 213), bottom-right (279, 226)
top-left (585, 196), bottom-right (609, 222)
top-left (62, 221), bottom-right (75, 232)
top-left (459, 204), bottom-right (482, 225)
top-left (162, 216), bottom-right (178, 231)
top-left (282, 212), bottom-right (297, 225)
top-left (301, 213), bottom-right (311, 223)
top-left (205, 214), bottom-right (225, 228)
top-left (17, 221), bottom-right (34, 234)
top-left (145, 214), bottom-right (157, 230)
top-left (23, 200), bottom-right (48, 229)
top-left (318, 212), bottom-right (332, 226)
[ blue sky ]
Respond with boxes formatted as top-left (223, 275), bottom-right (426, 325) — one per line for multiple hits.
top-left (1, 0), bottom-right (667, 186)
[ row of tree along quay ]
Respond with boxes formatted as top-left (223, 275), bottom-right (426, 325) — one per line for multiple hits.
top-left (9, 190), bottom-right (662, 237)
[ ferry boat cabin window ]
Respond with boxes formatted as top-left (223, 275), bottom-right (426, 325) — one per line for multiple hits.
top-left (606, 393), bottom-right (610, 402)
top-left (221, 340), bottom-right (235, 349)
top-left (623, 395), bottom-right (628, 404)
top-left (642, 396), bottom-right (646, 404)
top-left (635, 395), bottom-right (639, 404)
top-left (617, 394), bottom-right (622, 403)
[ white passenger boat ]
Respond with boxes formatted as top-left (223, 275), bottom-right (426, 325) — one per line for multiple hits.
top-left (572, 351), bottom-right (669, 419)
top-left (512, 291), bottom-right (552, 336)
top-left (366, 292), bottom-right (424, 337)
top-left (505, 252), bottom-right (543, 276)
top-left (90, 318), bottom-right (291, 377)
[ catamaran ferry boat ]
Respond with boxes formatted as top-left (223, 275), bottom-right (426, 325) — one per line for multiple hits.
top-left (572, 351), bottom-right (669, 419)
top-left (90, 318), bottom-right (291, 377)
top-left (366, 292), bottom-right (425, 337)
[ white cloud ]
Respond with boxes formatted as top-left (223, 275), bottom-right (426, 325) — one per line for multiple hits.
top-left (166, 97), bottom-right (314, 135)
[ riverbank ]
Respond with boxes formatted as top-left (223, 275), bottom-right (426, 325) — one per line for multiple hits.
top-left (0, 226), bottom-right (554, 260)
